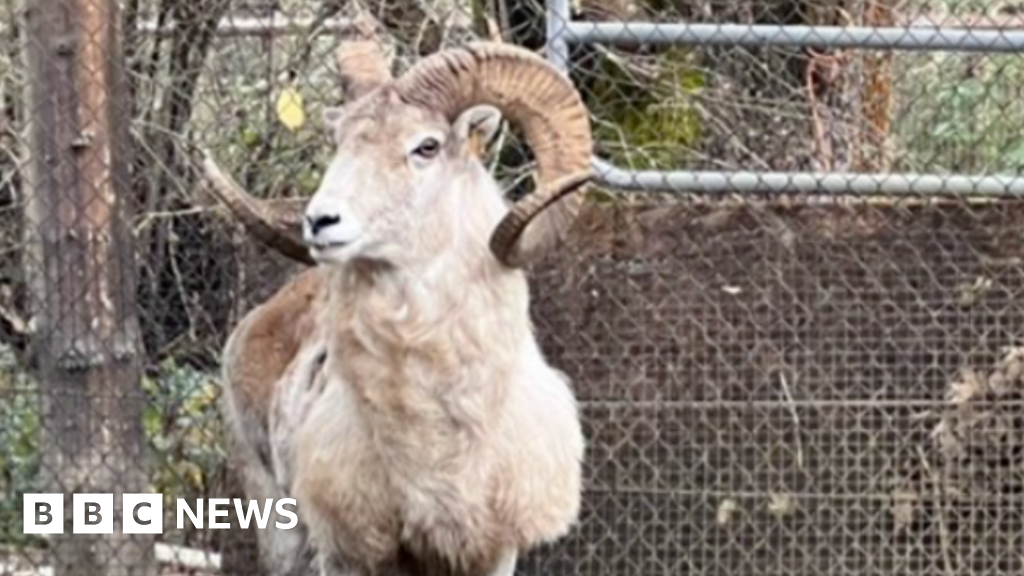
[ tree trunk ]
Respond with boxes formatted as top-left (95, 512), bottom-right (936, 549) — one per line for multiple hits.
top-left (21, 1), bottom-right (154, 575)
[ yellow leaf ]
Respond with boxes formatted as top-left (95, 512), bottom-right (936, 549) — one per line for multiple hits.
top-left (275, 86), bottom-right (305, 131)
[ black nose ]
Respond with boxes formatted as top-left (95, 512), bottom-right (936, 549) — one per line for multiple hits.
top-left (306, 213), bottom-right (341, 236)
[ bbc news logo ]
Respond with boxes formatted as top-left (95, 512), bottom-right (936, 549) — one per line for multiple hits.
top-left (24, 494), bottom-right (298, 534)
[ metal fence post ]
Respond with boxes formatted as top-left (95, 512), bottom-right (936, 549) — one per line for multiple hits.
top-left (546, 0), bottom-right (572, 74)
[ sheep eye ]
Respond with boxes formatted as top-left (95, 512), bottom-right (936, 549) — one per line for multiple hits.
top-left (413, 137), bottom-right (441, 159)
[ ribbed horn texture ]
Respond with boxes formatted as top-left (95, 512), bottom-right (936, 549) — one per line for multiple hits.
top-left (394, 42), bottom-right (593, 268)
top-left (201, 153), bottom-right (315, 266)
top-left (336, 12), bottom-right (394, 100)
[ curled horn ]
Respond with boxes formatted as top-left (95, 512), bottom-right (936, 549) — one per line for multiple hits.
top-left (394, 43), bottom-right (592, 268)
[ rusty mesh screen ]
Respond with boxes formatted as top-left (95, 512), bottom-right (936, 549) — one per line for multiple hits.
top-left (520, 200), bottom-right (1024, 575)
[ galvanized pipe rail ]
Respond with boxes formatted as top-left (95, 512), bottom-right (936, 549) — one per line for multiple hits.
top-left (566, 22), bottom-right (1024, 53)
top-left (547, 0), bottom-right (1024, 196)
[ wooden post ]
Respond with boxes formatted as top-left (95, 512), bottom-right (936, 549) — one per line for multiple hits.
top-left (21, 0), bottom-right (154, 575)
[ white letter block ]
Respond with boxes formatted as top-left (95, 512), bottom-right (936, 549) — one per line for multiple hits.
top-left (73, 493), bottom-right (113, 534)
top-left (123, 494), bottom-right (163, 534)
top-left (23, 494), bottom-right (63, 534)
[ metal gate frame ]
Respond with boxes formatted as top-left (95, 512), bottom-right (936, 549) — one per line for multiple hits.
top-left (545, 0), bottom-right (1024, 196)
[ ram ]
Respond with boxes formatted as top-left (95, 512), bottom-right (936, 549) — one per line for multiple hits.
top-left (200, 24), bottom-right (593, 576)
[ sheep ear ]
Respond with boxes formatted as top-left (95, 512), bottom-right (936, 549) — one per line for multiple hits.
top-left (454, 105), bottom-right (503, 158)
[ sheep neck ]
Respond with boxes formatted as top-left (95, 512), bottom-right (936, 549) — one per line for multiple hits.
top-left (323, 250), bottom-right (531, 460)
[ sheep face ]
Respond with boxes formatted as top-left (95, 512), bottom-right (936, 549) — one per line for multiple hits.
top-left (302, 89), bottom-right (504, 268)
top-left (204, 42), bottom-right (593, 271)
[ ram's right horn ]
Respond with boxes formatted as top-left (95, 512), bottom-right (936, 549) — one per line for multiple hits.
top-left (394, 43), bottom-right (593, 268)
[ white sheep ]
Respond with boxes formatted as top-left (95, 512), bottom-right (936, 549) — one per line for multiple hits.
top-left (202, 23), bottom-right (593, 576)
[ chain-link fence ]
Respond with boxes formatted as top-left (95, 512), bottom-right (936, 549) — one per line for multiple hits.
top-left (2, 0), bottom-right (1024, 575)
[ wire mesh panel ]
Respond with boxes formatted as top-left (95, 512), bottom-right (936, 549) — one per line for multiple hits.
top-left (1, 0), bottom-right (1023, 575)
top-left (554, 0), bottom-right (1024, 194)
top-left (523, 200), bottom-right (1024, 575)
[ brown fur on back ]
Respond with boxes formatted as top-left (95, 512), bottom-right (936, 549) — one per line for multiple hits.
top-left (223, 267), bottom-right (325, 435)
